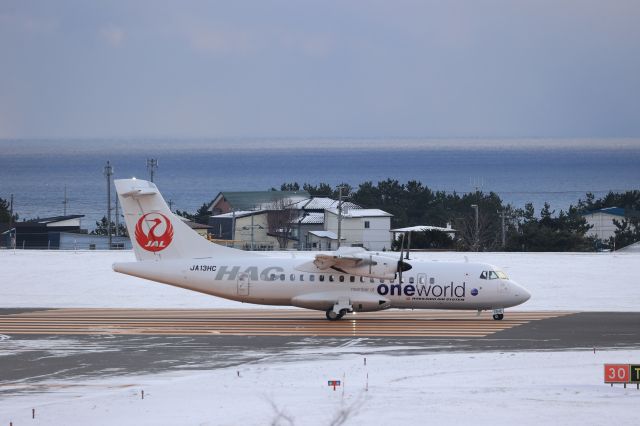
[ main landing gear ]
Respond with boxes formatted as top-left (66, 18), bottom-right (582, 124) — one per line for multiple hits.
top-left (492, 308), bottom-right (504, 321)
top-left (326, 299), bottom-right (352, 321)
top-left (326, 309), bottom-right (348, 321)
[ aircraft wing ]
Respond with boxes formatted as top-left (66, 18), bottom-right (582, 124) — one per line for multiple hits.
top-left (313, 253), bottom-right (364, 270)
top-left (307, 248), bottom-right (400, 280)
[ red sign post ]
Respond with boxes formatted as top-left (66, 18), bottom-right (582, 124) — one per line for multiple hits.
top-left (604, 364), bottom-right (630, 383)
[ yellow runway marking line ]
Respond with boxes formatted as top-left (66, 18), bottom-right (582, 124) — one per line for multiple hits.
top-left (0, 309), bottom-right (572, 337)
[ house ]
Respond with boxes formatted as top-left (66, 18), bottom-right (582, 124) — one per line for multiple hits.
top-left (582, 207), bottom-right (636, 240)
top-left (209, 210), bottom-right (286, 250)
top-left (208, 190), bottom-right (310, 215)
top-left (291, 198), bottom-right (360, 250)
top-left (57, 232), bottom-right (132, 250)
top-left (324, 208), bottom-right (393, 251)
top-left (307, 230), bottom-right (343, 251)
top-left (8, 215), bottom-right (85, 249)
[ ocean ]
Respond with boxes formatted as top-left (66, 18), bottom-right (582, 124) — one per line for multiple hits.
top-left (1, 139), bottom-right (639, 229)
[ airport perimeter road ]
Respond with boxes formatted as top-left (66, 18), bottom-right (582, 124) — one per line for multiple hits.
top-left (1, 309), bottom-right (639, 391)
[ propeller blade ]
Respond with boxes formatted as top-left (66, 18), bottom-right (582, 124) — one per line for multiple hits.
top-left (398, 233), bottom-right (405, 283)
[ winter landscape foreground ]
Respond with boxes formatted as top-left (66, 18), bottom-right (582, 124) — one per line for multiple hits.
top-left (1, 249), bottom-right (639, 425)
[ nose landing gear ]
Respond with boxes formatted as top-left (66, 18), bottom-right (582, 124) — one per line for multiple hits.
top-left (492, 308), bottom-right (504, 320)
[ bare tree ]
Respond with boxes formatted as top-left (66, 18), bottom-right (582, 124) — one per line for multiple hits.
top-left (456, 210), bottom-right (500, 251)
top-left (266, 198), bottom-right (299, 249)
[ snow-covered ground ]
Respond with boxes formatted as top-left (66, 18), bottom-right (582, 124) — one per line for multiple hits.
top-left (0, 249), bottom-right (639, 311)
top-left (2, 347), bottom-right (639, 425)
top-left (2, 250), bottom-right (639, 425)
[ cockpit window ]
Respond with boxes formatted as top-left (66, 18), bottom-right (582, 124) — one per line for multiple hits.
top-left (496, 270), bottom-right (509, 279)
top-left (480, 270), bottom-right (509, 280)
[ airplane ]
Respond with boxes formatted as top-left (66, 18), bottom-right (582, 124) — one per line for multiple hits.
top-left (113, 178), bottom-right (531, 321)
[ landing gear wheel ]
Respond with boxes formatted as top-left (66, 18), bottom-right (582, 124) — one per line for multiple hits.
top-left (326, 308), bottom-right (348, 321)
top-left (492, 313), bottom-right (504, 321)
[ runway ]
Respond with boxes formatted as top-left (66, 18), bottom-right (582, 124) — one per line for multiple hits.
top-left (0, 308), bottom-right (568, 338)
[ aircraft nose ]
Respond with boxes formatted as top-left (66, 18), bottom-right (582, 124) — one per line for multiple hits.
top-left (511, 282), bottom-right (531, 305)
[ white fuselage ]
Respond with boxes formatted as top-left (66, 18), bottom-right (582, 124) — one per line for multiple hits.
top-left (113, 252), bottom-right (530, 313)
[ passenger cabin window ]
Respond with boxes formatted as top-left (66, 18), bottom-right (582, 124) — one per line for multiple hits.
top-left (310, 274), bottom-right (315, 282)
top-left (409, 277), bottom-right (415, 284)
top-left (350, 276), bottom-right (355, 283)
top-left (339, 276), bottom-right (345, 283)
top-left (270, 274), bottom-right (276, 281)
top-left (329, 275), bottom-right (335, 282)
top-left (418, 275), bottom-right (426, 285)
top-left (290, 274), bottom-right (295, 281)
top-left (300, 274), bottom-right (304, 281)
top-left (429, 277), bottom-right (435, 284)
top-left (319, 275), bottom-right (325, 282)
top-left (280, 274), bottom-right (286, 281)
top-left (364, 220), bottom-right (370, 229)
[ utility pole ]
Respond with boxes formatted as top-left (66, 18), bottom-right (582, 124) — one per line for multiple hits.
top-left (104, 161), bottom-right (113, 249)
top-left (9, 194), bottom-right (13, 227)
top-left (147, 158), bottom-right (158, 183)
top-left (337, 186), bottom-right (345, 249)
top-left (471, 204), bottom-right (479, 252)
top-left (62, 186), bottom-right (69, 216)
top-left (498, 210), bottom-right (507, 248)
top-left (115, 195), bottom-right (120, 237)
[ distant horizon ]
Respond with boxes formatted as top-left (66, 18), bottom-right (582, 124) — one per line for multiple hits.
top-left (2, 137), bottom-right (640, 156)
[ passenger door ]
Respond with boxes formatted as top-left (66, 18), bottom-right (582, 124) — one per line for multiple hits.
top-left (237, 272), bottom-right (250, 296)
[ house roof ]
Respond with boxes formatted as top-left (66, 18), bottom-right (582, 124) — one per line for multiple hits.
top-left (26, 215), bottom-right (85, 225)
top-left (308, 230), bottom-right (343, 240)
top-left (176, 214), bottom-right (214, 229)
top-left (290, 197), bottom-right (360, 211)
top-left (211, 210), bottom-right (262, 219)
top-left (391, 225), bottom-right (457, 233)
top-left (582, 207), bottom-right (626, 217)
top-left (326, 208), bottom-right (392, 218)
top-left (296, 212), bottom-right (324, 224)
top-left (209, 191), bottom-right (310, 212)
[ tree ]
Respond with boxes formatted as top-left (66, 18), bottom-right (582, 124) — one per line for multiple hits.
top-left (280, 182), bottom-right (300, 191)
top-left (176, 203), bottom-right (211, 225)
top-left (91, 216), bottom-right (127, 237)
top-left (610, 217), bottom-right (640, 249)
top-left (0, 197), bottom-right (17, 223)
top-left (0, 198), bottom-right (11, 222)
top-left (266, 198), bottom-right (298, 249)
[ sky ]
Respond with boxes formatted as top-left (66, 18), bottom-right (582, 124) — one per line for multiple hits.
top-left (1, 0), bottom-right (639, 139)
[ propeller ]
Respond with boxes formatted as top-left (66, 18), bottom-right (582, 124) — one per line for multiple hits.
top-left (397, 233), bottom-right (405, 283)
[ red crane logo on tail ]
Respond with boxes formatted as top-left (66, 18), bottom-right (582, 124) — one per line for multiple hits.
top-left (135, 213), bottom-right (174, 252)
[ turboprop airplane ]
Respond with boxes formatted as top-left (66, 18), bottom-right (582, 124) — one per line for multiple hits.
top-left (113, 178), bottom-right (531, 321)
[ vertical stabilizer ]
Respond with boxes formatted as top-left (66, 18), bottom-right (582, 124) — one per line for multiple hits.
top-left (114, 178), bottom-right (245, 261)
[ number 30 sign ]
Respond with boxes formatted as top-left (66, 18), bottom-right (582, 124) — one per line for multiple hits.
top-left (604, 364), bottom-right (630, 383)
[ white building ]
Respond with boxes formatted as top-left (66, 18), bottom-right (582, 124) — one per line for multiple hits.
top-left (582, 207), bottom-right (627, 240)
top-left (324, 208), bottom-right (393, 251)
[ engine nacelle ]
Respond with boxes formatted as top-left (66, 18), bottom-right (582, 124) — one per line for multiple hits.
top-left (336, 254), bottom-right (403, 280)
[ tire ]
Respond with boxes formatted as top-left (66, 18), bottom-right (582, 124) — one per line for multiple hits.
top-left (326, 309), bottom-right (340, 321)
top-left (492, 313), bottom-right (504, 321)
